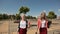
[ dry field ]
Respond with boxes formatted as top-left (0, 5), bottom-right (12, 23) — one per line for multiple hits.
top-left (0, 19), bottom-right (60, 34)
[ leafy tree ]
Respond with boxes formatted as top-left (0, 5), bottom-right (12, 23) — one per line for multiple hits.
top-left (47, 11), bottom-right (57, 19)
top-left (19, 6), bottom-right (30, 14)
top-left (0, 14), bottom-right (3, 20)
top-left (8, 15), bottom-right (16, 20)
top-left (26, 15), bottom-right (36, 19)
top-left (2, 14), bottom-right (8, 19)
top-left (11, 15), bottom-right (16, 19)
top-left (16, 14), bottom-right (20, 20)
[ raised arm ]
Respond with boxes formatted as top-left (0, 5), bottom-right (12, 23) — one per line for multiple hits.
top-left (46, 20), bottom-right (48, 28)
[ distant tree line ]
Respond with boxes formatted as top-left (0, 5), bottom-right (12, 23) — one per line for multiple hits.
top-left (0, 14), bottom-right (15, 20)
top-left (0, 6), bottom-right (57, 20)
top-left (0, 14), bottom-right (36, 20)
top-left (26, 15), bottom-right (36, 19)
top-left (0, 11), bottom-right (57, 20)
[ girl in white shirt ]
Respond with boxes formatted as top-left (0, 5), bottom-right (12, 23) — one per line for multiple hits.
top-left (37, 12), bottom-right (48, 34)
top-left (15, 13), bottom-right (30, 34)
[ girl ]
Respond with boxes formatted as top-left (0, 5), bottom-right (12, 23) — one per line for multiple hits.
top-left (37, 12), bottom-right (48, 34)
top-left (14, 13), bottom-right (30, 34)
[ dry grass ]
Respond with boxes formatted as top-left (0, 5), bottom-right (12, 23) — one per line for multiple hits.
top-left (0, 19), bottom-right (60, 34)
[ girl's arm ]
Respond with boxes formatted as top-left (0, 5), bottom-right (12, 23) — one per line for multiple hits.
top-left (37, 19), bottom-right (40, 29)
top-left (17, 20), bottom-right (20, 32)
top-left (28, 21), bottom-right (30, 28)
top-left (46, 20), bottom-right (48, 28)
top-left (36, 19), bottom-right (40, 34)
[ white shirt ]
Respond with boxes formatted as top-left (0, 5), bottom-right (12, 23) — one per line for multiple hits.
top-left (41, 20), bottom-right (46, 28)
top-left (20, 20), bottom-right (26, 29)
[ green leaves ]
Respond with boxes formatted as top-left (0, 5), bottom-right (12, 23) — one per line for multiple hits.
top-left (19, 6), bottom-right (30, 14)
top-left (47, 11), bottom-right (57, 19)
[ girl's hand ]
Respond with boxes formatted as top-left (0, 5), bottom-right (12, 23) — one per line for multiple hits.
top-left (36, 28), bottom-right (40, 34)
top-left (38, 29), bottom-right (40, 34)
top-left (17, 32), bottom-right (19, 34)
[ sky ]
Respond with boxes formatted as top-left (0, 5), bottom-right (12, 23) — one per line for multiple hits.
top-left (0, 0), bottom-right (60, 17)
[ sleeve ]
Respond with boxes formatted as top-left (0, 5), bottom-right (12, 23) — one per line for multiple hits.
top-left (37, 19), bottom-right (40, 29)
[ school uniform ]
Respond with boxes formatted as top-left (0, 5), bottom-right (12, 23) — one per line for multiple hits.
top-left (14, 20), bottom-right (28, 34)
top-left (37, 19), bottom-right (48, 34)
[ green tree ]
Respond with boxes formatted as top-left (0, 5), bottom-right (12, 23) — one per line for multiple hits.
top-left (2, 14), bottom-right (8, 19)
top-left (19, 6), bottom-right (30, 14)
top-left (11, 15), bottom-right (16, 19)
top-left (0, 14), bottom-right (3, 20)
top-left (47, 11), bottom-right (57, 19)
top-left (16, 14), bottom-right (20, 20)
top-left (8, 15), bottom-right (16, 20)
top-left (26, 15), bottom-right (36, 19)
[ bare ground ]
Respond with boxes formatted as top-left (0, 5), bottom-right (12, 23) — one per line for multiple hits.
top-left (0, 19), bottom-right (60, 34)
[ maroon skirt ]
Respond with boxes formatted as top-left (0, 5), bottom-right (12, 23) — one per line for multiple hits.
top-left (39, 28), bottom-right (47, 34)
top-left (19, 28), bottom-right (27, 34)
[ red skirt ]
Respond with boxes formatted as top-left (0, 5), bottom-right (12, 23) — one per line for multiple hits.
top-left (19, 28), bottom-right (27, 34)
top-left (39, 28), bottom-right (47, 34)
